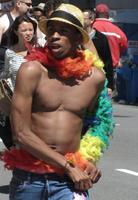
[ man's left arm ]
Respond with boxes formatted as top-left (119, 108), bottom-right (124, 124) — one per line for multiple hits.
top-left (80, 69), bottom-right (115, 164)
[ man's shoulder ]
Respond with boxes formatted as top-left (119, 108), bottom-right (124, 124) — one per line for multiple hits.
top-left (87, 67), bottom-right (105, 99)
top-left (20, 60), bottom-right (44, 70)
top-left (18, 60), bottom-right (47, 79)
top-left (106, 21), bottom-right (126, 36)
top-left (91, 67), bottom-right (105, 84)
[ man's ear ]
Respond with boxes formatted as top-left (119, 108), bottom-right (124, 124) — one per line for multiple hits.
top-left (77, 32), bottom-right (83, 45)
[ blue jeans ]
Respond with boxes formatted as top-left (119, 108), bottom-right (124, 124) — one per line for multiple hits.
top-left (10, 169), bottom-right (89, 200)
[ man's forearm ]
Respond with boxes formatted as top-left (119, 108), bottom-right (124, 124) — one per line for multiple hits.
top-left (15, 129), bottom-right (67, 169)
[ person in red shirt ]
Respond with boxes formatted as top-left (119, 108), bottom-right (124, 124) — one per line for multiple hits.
top-left (93, 3), bottom-right (128, 68)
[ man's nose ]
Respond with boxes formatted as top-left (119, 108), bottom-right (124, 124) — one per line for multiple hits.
top-left (52, 31), bottom-right (60, 37)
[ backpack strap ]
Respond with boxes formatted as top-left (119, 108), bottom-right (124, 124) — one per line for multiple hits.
top-left (6, 12), bottom-right (14, 25)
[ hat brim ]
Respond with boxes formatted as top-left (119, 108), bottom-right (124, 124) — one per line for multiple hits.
top-left (33, 6), bottom-right (44, 11)
top-left (38, 18), bottom-right (89, 44)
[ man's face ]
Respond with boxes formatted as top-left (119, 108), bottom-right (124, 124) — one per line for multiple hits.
top-left (83, 11), bottom-right (92, 29)
top-left (33, 10), bottom-right (44, 21)
top-left (18, 0), bottom-right (32, 14)
top-left (47, 21), bottom-right (81, 59)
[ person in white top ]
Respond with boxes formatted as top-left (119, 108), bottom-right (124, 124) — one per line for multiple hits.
top-left (0, 13), bottom-right (37, 149)
top-left (3, 13), bottom-right (37, 88)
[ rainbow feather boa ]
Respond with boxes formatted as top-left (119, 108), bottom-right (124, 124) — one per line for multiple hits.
top-left (79, 80), bottom-right (115, 163)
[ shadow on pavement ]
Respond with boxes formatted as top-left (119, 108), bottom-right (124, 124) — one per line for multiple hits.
top-left (0, 185), bottom-right (9, 194)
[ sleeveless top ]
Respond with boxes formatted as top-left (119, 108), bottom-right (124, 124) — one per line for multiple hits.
top-left (0, 13), bottom-right (14, 71)
top-left (3, 49), bottom-right (26, 89)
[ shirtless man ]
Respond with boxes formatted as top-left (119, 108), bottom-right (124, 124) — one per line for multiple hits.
top-left (2, 4), bottom-right (106, 200)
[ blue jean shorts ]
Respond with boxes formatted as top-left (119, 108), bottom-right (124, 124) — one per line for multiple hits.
top-left (10, 168), bottom-right (89, 200)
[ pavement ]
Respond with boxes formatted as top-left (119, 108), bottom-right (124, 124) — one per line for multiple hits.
top-left (0, 103), bottom-right (138, 200)
top-left (92, 103), bottom-right (138, 200)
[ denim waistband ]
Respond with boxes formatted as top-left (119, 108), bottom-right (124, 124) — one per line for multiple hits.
top-left (13, 168), bottom-right (69, 182)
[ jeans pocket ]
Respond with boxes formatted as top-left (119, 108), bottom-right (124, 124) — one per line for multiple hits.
top-left (9, 175), bottom-right (30, 200)
top-left (10, 175), bottom-right (48, 200)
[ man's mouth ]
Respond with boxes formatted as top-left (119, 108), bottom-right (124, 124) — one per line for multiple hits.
top-left (50, 43), bottom-right (61, 50)
top-left (49, 44), bottom-right (62, 56)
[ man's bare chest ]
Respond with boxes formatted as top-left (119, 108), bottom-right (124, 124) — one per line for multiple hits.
top-left (33, 76), bottom-right (97, 113)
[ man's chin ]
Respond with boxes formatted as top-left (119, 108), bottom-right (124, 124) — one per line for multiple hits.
top-left (51, 51), bottom-right (66, 60)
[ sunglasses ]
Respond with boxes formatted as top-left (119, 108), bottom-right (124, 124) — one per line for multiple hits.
top-left (20, 1), bottom-right (32, 7)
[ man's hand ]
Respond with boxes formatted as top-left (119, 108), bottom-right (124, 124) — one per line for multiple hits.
top-left (108, 88), bottom-right (113, 97)
top-left (65, 163), bottom-right (93, 191)
top-left (84, 161), bottom-right (102, 184)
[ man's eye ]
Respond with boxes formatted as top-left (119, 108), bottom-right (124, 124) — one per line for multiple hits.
top-left (47, 27), bottom-right (53, 33)
top-left (61, 29), bottom-right (69, 34)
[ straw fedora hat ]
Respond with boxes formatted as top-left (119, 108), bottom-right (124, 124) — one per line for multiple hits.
top-left (38, 3), bottom-right (89, 44)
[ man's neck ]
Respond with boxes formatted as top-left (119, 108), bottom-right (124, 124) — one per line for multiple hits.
top-left (85, 27), bottom-right (96, 40)
top-left (10, 8), bottom-right (20, 19)
top-left (85, 26), bottom-right (93, 34)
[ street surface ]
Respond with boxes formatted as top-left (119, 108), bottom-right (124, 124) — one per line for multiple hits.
top-left (0, 103), bottom-right (138, 200)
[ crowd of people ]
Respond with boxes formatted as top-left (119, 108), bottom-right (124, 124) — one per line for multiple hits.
top-left (0, 0), bottom-right (129, 199)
